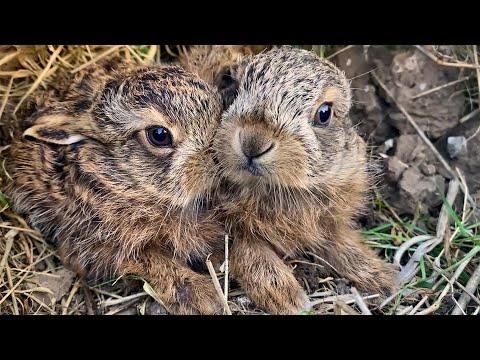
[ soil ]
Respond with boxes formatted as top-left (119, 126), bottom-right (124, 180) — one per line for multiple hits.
top-left (333, 45), bottom-right (480, 219)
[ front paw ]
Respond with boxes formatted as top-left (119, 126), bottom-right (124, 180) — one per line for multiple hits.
top-left (246, 271), bottom-right (310, 315)
top-left (354, 261), bottom-right (399, 299)
top-left (167, 276), bottom-right (226, 315)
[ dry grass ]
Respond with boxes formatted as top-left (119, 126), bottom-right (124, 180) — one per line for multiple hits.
top-left (0, 45), bottom-right (479, 315)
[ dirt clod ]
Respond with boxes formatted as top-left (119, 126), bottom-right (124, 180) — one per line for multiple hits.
top-left (373, 48), bottom-right (465, 139)
top-left (29, 268), bottom-right (76, 306)
top-left (447, 136), bottom-right (468, 159)
top-left (145, 299), bottom-right (167, 315)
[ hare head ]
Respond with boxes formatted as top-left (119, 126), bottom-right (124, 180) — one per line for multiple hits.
top-left (21, 65), bottom-right (223, 211)
top-left (213, 46), bottom-right (367, 208)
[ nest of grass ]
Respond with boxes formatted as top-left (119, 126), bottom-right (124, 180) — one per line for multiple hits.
top-left (0, 45), bottom-right (479, 315)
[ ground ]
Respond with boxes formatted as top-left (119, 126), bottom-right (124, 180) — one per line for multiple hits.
top-left (0, 45), bottom-right (479, 315)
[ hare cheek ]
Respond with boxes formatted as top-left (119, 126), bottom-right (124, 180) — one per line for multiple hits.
top-left (168, 150), bottom-right (214, 207)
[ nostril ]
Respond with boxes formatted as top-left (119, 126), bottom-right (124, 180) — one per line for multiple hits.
top-left (255, 142), bottom-right (275, 158)
top-left (241, 140), bottom-right (275, 163)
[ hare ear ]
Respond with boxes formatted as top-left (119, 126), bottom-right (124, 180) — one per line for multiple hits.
top-left (23, 114), bottom-right (89, 145)
top-left (215, 66), bottom-right (240, 110)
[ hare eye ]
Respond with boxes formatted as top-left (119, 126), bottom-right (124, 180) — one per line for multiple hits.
top-left (146, 126), bottom-right (173, 147)
top-left (314, 102), bottom-right (333, 125)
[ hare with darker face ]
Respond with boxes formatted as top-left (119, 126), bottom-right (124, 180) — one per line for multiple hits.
top-left (212, 47), bottom-right (398, 314)
top-left (5, 61), bottom-right (227, 314)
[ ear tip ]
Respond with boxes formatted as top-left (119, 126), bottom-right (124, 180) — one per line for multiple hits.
top-left (22, 126), bottom-right (87, 145)
top-left (22, 127), bottom-right (36, 140)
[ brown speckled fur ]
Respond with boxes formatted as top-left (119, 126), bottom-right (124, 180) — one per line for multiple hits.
top-left (209, 46), bottom-right (398, 314)
top-left (5, 60), bottom-right (227, 314)
top-left (178, 45), bottom-right (253, 87)
top-left (178, 45), bottom-right (255, 109)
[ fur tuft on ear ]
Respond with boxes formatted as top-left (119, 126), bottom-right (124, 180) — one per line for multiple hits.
top-left (23, 114), bottom-right (90, 145)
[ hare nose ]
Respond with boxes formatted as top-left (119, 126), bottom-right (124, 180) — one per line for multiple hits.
top-left (239, 131), bottom-right (275, 164)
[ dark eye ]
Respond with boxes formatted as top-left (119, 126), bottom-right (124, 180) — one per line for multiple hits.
top-left (314, 102), bottom-right (333, 125)
top-left (146, 126), bottom-right (173, 147)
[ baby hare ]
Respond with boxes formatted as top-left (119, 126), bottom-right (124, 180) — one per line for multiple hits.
top-left (212, 46), bottom-right (398, 314)
top-left (5, 61), bottom-right (228, 314)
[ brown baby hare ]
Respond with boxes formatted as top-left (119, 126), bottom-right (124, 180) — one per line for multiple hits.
top-left (5, 60), bottom-right (228, 314)
top-left (212, 46), bottom-right (398, 314)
